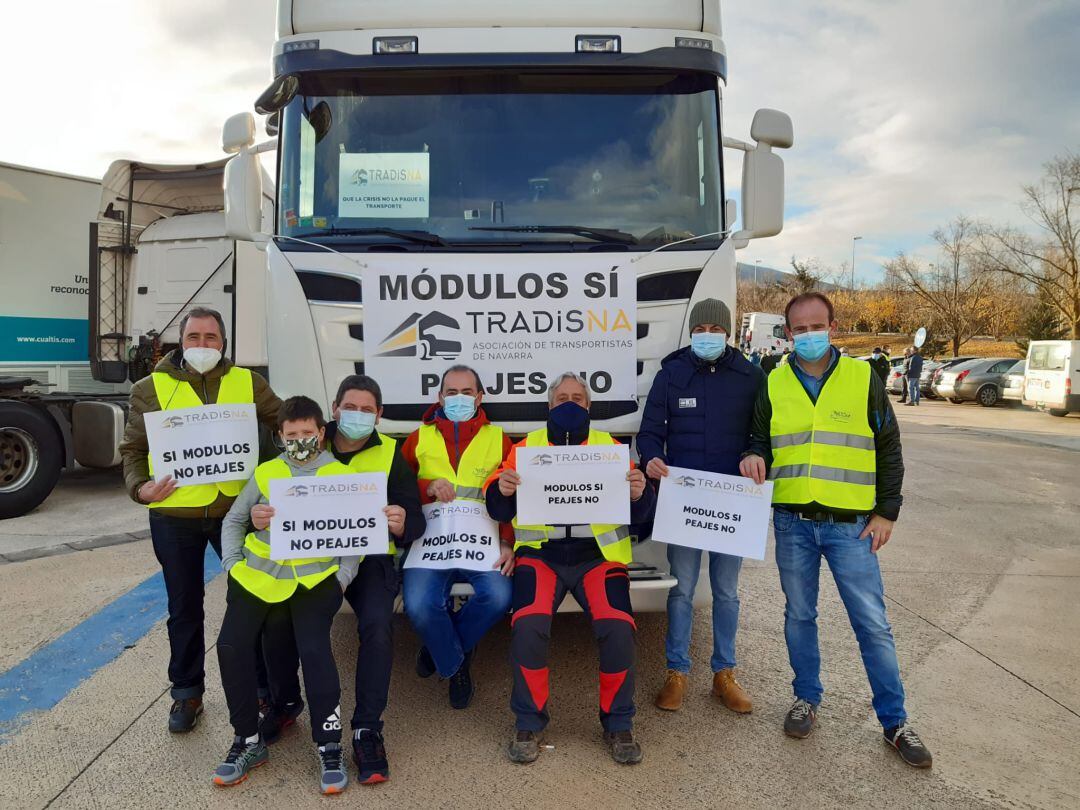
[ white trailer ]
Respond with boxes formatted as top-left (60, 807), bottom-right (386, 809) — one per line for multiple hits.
top-left (217, 0), bottom-right (793, 608)
top-left (0, 160), bottom-right (271, 518)
top-left (739, 311), bottom-right (790, 354)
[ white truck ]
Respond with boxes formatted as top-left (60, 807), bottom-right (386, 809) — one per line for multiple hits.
top-left (1023, 340), bottom-right (1080, 416)
top-left (0, 159), bottom-right (272, 518)
top-left (739, 311), bottom-right (790, 354)
top-left (215, 0), bottom-right (793, 607)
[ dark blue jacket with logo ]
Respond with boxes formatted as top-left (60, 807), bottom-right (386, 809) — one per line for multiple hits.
top-left (637, 346), bottom-right (766, 477)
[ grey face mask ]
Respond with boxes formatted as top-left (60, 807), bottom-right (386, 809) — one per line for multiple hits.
top-left (284, 436), bottom-right (319, 462)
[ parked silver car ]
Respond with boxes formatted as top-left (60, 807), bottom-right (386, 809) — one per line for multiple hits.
top-left (1002, 362), bottom-right (1026, 401)
top-left (934, 357), bottom-right (1024, 406)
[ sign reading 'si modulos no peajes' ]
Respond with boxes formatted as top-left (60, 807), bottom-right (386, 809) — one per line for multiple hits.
top-left (360, 256), bottom-right (637, 404)
top-left (145, 403), bottom-right (259, 487)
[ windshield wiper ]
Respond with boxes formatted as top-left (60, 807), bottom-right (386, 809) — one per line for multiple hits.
top-left (468, 224), bottom-right (638, 245)
top-left (286, 227), bottom-right (447, 245)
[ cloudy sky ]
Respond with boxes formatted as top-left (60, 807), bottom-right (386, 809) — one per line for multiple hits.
top-left (3, 0), bottom-right (1078, 280)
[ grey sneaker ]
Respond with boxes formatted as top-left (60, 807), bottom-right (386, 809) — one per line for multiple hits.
top-left (783, 699), bottom-right (818, 739)
top-left (603, 729), bottom-right (644, 765)
top-left (507, 730), bottom-right (540, 764)
top-left (885, 724), bottom-right (933, 768)
top-left (318, 743), bottom-right (349, 795)
top-left (212, 735), bottom-right (268, 786)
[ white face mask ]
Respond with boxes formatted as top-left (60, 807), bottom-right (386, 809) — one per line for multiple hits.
top-left (183, 347), bottom-right (222, 375)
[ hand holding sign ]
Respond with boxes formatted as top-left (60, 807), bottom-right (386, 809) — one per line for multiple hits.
top-left (138, 476), bottom-right (178, 504)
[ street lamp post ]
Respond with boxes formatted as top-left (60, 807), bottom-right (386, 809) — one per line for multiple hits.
top-left (851, 236), bottom-right (863, 292)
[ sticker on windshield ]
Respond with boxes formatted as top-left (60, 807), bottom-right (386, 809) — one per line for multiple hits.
top-left (338, 153), bottom-right (430, 219)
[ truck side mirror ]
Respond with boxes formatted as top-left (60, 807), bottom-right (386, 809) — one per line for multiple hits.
top-left (735, 108), bottom-right (793, 243)
top-left (222, 113), bottom-right (267, 244)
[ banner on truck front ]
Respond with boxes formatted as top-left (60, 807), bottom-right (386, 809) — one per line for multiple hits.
top-left (360, 255), bottom-right (636, 404)
top-left (652, 467), bottom-right (773, 560)
top-left (404, 500), bottom-right (502, 572)
top-left (515, 443), bottom-right (631, 526)
top-left (269, 472), bottom-right (389, 561)
top-left (145, 403), bottom-right (259, 487)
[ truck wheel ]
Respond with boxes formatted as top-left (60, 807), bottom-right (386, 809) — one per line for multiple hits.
top-left (0, 402), bottom-right (63, 519)
top-left (976, 386), bottom-right (999, 407)
top-left (1048, 408), bottom-right (1068, 417)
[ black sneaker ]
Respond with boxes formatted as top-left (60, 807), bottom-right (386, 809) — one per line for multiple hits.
top-left (885, 724), bottom-right (933, 768)
top-left (603, 729), bottom-right (644, 765)
top-left (168, 698), bottom-right (203, 733)
top-left (448, 652), bottom-right (474, 709)
top-left (352, 729), bottom-right (389, 784)
top-left (258, 699), bottom-right (305, 745)
top-left (783, 699), bottom-right (817, 739)
top-left (415, 646), bottom-right (436, 679)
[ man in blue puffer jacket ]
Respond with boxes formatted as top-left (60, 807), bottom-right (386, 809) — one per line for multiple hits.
top-left (637, 298), bottom-right (765, 713)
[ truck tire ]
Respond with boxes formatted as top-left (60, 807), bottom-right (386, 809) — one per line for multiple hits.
top-left (0, 402), bottom-right (63, 519)
top-left (1048, 408), bottom-right (1068, 417)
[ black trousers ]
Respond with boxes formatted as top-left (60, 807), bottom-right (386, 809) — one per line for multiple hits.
top-left (217, 575), bottom-right (343, 743)
top-left (510, 549), bottom-right (637, 733)
top-left (265, 555), bottom-right (398, 731)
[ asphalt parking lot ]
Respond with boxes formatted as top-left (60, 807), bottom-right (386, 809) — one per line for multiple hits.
top-left (1, 399), bottom-right (1078, 809)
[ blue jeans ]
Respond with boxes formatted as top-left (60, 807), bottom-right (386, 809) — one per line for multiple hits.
top-left (403, 566), bottom-right (513, 677)
top-left (907, 377), bottom-right (920, 403)
top-left (773, 508), bottom-right (907, 729)
top-left (665, 544), bottom-right (743, 673)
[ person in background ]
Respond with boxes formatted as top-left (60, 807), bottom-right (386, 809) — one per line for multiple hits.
top-left (869, 347), bottom-right (891, 384)
top-left (898, 348), bottom-right (912, 404)
top-left (213, 396), bottom-right (351, 794)
top-left (750, 348), bottom-right (762, 367)
top-left (118, 306), bottom-right (281, 733)
top-left (637, 299), bottom-right (764, 714)
top-left (760, 347), bottom-right (781, 375)
top-left (400, 365), bottom-right (515, 709)
top-left (905, 346), bottom-right (923, 406)
top-left (840, 347), bottom-right (850, 356)
top-left (485, 373), bottom-right (656, 766)
top-left (739, 291), bottom-right (932, 769)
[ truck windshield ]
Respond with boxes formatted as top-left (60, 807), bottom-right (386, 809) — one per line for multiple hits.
top-left (277, 70), bottom-right (722, 249)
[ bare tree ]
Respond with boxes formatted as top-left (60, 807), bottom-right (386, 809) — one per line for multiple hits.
top-left (976, 153), bottom-right (1080, 338)
top-left (884, 217), bottom-right (994, 355)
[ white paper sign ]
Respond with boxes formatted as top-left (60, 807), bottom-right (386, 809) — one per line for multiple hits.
top-left (268, 473), bottom-right (388, 561)
top-left (652, 467), bottom-right (774, 560)
top-left (360, 255), bottom-right (636, 404)
top-left (515, 444), bottom-right (630, 526)
top-left (338, 152), bottom-right (430, 218)
top-left (146, 403), bottom-right (259, 487)
top-left (404, 501), bottom-right (501, 571)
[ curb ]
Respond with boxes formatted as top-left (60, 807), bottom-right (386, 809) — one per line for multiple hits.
top-left (0, 530), bottom-right (151, 565)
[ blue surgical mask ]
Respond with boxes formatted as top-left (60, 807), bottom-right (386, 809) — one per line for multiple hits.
top-left (337, 409), bottom-right (376, 440)
top-left (793, 330), bottom-right (831, 362)
top-left (549, 401), bottom-right (590, 433)
top-left (443, 394), bottom-right (477, 423)
top-left (690, 331), bottom-right (727, 362)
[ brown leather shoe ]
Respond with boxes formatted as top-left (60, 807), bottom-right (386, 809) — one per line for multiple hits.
top-left (711, 669), bottom-right (752, 713)
top-left (654, 670), bottom-right (688, 711)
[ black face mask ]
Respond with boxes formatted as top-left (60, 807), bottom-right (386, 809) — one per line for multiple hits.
top-left (548, 401), bottom-right (590, 433)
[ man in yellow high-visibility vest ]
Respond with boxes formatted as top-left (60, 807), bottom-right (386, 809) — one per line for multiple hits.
top-left (119, 307), bottom-right (281, 733)
top-left (484, 373), bottom-right (654, 767)
top-left (739, 292), bottom-right (932, 769)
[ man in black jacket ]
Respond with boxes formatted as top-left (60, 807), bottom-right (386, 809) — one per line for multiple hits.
top-left (739, 292), bottom-right (932, 769)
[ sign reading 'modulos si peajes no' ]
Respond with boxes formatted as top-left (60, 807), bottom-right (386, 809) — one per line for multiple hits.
top-left (361, 256), bottom-right (637, 404)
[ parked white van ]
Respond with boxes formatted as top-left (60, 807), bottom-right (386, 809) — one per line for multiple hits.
top-left (1023, 340), bottom-right (1080, 416)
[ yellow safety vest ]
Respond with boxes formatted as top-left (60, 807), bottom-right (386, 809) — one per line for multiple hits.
top-left (767, 356), bottom-right (877, 512)
top-left (344, 435), bottom-right (399, 558)
top-left (146, 367), bottom-right (254, 509)
top-left (512, 428), bottom-right (632, 564)
top-left (414, 422), bottom-right (504, 502)
top-left (228, 457), bottom-right (350, 603)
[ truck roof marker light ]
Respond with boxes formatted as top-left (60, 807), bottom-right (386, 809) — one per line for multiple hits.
top-left (575, 35), bottom-right (620, 53)
top-left (675, 37), bottom-right (713, 50)
top-left (374, 36), bottom-right (418, 55)
top-left (283, 39), bottom-right (319, 53)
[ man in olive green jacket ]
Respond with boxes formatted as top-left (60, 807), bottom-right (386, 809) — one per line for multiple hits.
top-left (119, 307), bottom-right (281, 732)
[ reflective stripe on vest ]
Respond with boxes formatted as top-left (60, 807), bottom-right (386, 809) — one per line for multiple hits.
top-left (345, 435), bottom-right (399, 558)
top-left (767, 356), bottom-right (877, 512)
top-left (227, 457), bottom-right (350, 603)
top-left (511, 427), bottom-right (633, 565)
top-left (146, 367), bottom-right (254, 509)
top-left (415, 422), bottom-right (504, 502)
